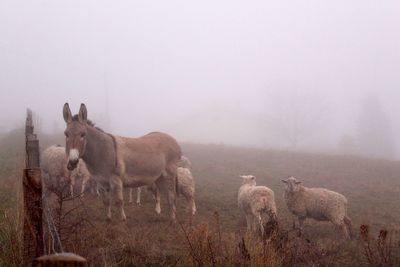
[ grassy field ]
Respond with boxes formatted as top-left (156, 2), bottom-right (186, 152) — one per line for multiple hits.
top-left (1, 130), bottom-right (400, 266)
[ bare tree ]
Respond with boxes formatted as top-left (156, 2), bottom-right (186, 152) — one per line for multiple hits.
top-left (267, 89), bottom-right (329, 150)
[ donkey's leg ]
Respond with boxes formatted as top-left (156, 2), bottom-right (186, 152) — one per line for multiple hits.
top-left (100, 187), bottom-right (112, 221)
top-left (153, 181), bottom-right (162, 214)
top-left (165, 169), bottom-right (177, 222)
top-left (110, 175), bottom-right (126, 221)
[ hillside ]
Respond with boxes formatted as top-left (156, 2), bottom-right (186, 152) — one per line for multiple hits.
top-left (1, 133), bottom-right (400, 266)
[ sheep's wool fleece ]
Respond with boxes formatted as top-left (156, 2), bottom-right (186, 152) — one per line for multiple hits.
top-left (285, 187), bottom-right (347, 221)
top-left (238, 185), bottom-right (276, 214)
top-left (41, 146), bottom-right (68, 177)
top-left (177, 167), bottom-right (195, 197)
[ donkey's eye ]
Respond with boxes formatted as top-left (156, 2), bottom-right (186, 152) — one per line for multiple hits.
top-left (80, 133), bottom-right (86, 138)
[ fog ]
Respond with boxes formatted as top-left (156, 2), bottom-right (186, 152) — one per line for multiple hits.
top-left (0, 0), bottom-right (399, 159)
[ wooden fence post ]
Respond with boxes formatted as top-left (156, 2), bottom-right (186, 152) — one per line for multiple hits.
top-left (33, 253), bottom-right (88, 267)
top-left (23, 108), bottom-right (89, 266)
top-left (23, 109), bottom-right (44, 266)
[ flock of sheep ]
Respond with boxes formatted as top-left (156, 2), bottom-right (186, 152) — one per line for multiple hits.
top-left (41, 145), bottom-right (352, 240)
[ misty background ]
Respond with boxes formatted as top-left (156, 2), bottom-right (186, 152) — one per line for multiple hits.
top-left (0, 1), bottom-right (399, 159)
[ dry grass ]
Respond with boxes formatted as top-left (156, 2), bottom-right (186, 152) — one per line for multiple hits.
top-left (1, 137), bottom-right (400, 266)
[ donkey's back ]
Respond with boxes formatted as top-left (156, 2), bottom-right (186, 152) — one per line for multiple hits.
top-left (115, 132), bottom-right (182, 184)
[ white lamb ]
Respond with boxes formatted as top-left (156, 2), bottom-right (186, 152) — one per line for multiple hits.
top-left (282, 176), bottom-right (352, 239)
top-left (41, 145), bottom-right (91, 197)
top-left (131, 167), bottom-right (197, 215)
top-left (238, 175), bottom-right (277, 237)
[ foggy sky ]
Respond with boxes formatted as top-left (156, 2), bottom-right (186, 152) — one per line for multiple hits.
top-left (0, 1), bottom-right (399, 157)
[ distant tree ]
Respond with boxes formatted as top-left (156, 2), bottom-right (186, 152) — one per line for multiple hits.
top-left (357, 95), bottom-right (395, 159)
top-left (267, 89), bottom-right (329, 150)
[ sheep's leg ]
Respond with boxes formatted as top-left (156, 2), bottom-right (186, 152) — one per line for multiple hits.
top-left (292, 219), bottom-right (296, 230)
top-left (182, 194), bottom-right (195, 224)
top-left (69, 184), bottom-right (74, 198)
top-left (256, 213), bottom-right (265, 237)
top-left (340, 224), bottom-right (350, 240)
top-left (69, 182), bottom-right (74, 197)
top-left (80, 174), bottom-right (90, 197)
top-left (136, 187), bottom-right (142, 205)
top-left (96, 182), bottom-right (100, 197)
top-left (110, 176), bottom-right (126, 221)
top-left (184, 194), bottom-right (196, 215)
top-left (128, 188), bottom-right (133, 203)
top-left (298, 217), bottom-right (305, 236)
top-left (245, 215), bottom-right (253, 232)
top-left (344, 216), bottom-right (353, 240)
top-left (190, 197), bottom-right (197, 215)
top-left (69, 175), bottom-right (75, 197)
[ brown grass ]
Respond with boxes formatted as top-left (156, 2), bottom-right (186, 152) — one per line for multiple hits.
top-left (1, 140), bottom-right (400, 266)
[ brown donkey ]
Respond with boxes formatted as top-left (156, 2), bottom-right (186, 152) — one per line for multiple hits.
top-left (63, 103), bottom-right (182, 222)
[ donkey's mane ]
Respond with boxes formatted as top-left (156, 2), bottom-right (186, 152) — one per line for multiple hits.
top-left (72, 115), bottom-right (105, 133)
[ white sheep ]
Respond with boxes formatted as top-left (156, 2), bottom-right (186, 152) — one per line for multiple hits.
top-left (282, 176), bottom-right (352, 239)
top-left (238, 175), bottom-right (277, 237)
top-left (179, 155), bottom-right (192, 169)
top-left (131, 167), bottom-right (197, 215)
top-left (41, 145), bottom-right (91, 197)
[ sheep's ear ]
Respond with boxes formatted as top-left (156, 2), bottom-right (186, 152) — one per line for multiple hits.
top-left (295, 181), bottom-right (302, 184)
top-left (63, 103), bottom-right (72, 123)
top-left (281, 179), bottom-right (288, 183)
top-left (78, 103), bottom-right (88, 123)
top-left (239, 175), bottom-right (246, 179)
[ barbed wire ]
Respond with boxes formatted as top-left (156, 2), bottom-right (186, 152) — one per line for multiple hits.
top-left (41, 177), bottom-right (64, 254)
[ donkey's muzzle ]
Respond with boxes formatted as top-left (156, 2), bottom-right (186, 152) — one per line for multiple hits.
top-left (67, 160), bottom-right (78, 171)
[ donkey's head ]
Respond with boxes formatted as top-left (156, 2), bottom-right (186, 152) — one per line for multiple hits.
top-left (63, 103), bottom-right (88, 171)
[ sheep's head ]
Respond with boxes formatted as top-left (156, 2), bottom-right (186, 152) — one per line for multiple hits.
top-left (281, 176), bottom-right (302, 193)
top-left (240, 175), bottom-right (257, 186)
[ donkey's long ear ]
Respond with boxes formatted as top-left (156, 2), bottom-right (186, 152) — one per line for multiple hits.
top-left (63, 103), bottom-right (72, 123)
top-left (78, 103), bottom-right (87, 123)
top-left (281, 179), bottom-right (288, 183)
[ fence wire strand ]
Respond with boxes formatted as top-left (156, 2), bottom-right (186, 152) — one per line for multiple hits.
top-left (42, 181), bottom-right (64, 254)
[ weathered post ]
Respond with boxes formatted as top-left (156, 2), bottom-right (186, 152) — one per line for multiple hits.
top-left (23, 109), bottom-right (44, 266)
top-left (33, 253), bottom-right (88, 267)
top-left (23, 109), bottom-right (88, 266)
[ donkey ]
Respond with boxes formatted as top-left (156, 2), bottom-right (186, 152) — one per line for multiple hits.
top-left (62, 103), bottom-right (182, 222)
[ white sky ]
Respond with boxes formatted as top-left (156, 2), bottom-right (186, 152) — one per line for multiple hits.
top-left (0, 0), bottom-right (399, 154)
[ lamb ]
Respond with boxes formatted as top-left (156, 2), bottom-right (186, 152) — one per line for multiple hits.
top-left (238, 175), bottom-right (277, 237)
top-left (131, 167), bottom-right (197, 215)
top-left (282, 176), bottom-right (352, 239)
top-left (41, 145), bottom-right (91, 197)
